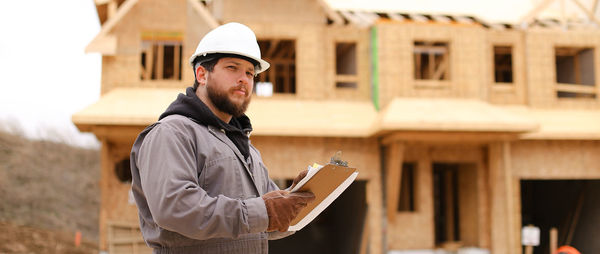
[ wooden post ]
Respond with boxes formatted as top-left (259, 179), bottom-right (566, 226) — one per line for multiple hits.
top-left (173, 44), bottom-right (180, 80)
top-left (108, 0), bottom-right (117, 19)
top-left (524, 245), bottom-right (533, 254)
top-left (550, 227), bottom-right (558, 254)
top-left (156, 44), bottom-right (164, 79)
top-left (385, 142), bottom-right (404, 223)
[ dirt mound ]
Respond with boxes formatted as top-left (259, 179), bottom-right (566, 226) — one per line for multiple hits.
top-left (0, 221), bottom-right (98, 253)
top-left (0, 129), bottom-right (100, 253)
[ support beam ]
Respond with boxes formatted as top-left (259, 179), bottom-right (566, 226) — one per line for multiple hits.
top-left (571, 0), bottom-right (600, 26)
top-left (385, 142), bottom-right (404, 223)
top-left (187, 0), bottom-right (219, 29)
top-left (316, 0), bottom-right (345, 25)
top-left (518, 0), bottom-right (555, 25)
top-left (107, 0), bottom-right (117, 19)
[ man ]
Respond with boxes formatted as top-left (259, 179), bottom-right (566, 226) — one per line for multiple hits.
top-left (130, 22), bottom-right (315, 254)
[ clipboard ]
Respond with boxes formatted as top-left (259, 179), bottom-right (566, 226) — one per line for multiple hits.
top-left (287, 163), bottom-right (358, 231)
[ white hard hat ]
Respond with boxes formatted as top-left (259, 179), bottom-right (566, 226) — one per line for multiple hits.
top-left (189, 22), bottom-right (270, 74)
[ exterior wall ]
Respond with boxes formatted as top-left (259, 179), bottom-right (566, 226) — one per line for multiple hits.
top-left (386, 143), bottom-right (490, 251)
top-left (511, 140), bottom-right (600, 179)
top-left (486, 30), bottom-right (527, 105)
top-left (324, 26), bottom-right (372, 101)
top-left (99, 137), bottom-right (139, 250)
top-left (376, 22), bottom-right (487, 109)
top-left (525, 28), bottom-right (600, 109)
top-left (243, 22), bottom-right (329, 99)
top-left (250, 136), bottom-right (382, 254)
top-left (101, 0), bottom-right (192, 95)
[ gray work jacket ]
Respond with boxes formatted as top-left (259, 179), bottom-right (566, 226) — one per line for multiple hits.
top-left (130, 115), bottom-right (289, 254)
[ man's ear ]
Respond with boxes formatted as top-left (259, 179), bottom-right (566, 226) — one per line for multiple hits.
top-left (195, 65), bottom-right (207, 86)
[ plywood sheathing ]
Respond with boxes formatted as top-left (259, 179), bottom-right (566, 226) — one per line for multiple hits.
top-left (375, 22), bottom-right (487, 109)
top-left (87, 0), bottom-right (139, 54)
top-left (99, 138), bottom-right (140, 250)
top-left (97, 0), bottom-right (196, 95)
top-left (511, 140), bottom-right (600, 179)
top-left (387, 145), bottom-right (434, 250)
top-left (488, 142), bottom-right (521, 254)
top-left (375, 98), bottom-right (538, 135)
top-left (324, 26), bottom-right (371, 101)
top-left (503, 105), bottom-right (600, 140)
top-left (250, 136), bottom-right (382, 254)
top-left (486, 29), bottom-right (528, 105)
top-left (385, 144), bottom-right (487, 250)
top-left (525, 28), bottom-right (600, 109)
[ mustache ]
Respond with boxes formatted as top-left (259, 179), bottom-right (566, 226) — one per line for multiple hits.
top-left (230, 85), bottom-right (248, 94)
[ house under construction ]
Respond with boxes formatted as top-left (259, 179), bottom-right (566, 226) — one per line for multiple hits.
top-left (73, 0), bottom-right (600, 253)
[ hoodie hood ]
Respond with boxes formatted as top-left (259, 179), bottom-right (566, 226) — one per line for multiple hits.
top-left (159, 87), bottom-right (252, 159)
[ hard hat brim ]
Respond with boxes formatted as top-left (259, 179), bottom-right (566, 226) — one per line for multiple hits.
top-left (189, 50), bottom-right (270, 74)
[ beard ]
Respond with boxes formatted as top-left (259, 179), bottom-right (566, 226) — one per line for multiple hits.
top-left (206, 83), bottom-right (251, 117)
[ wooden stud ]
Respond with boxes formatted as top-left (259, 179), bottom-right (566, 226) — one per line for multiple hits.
top-left (315, 0), bottom-right (344, 25)
top-left (550, 227), bottom-right (558, 254)
top-left (385, 141), bottom-right (405, 223)
top-left (145, 46), bottom-right (154, 80)
top-left (173, 44), bottom-right (180, 80)
top-left (335, 74), bottom-right (358, 83)
top-left (518, 0), bottom-right (554, 25)
top-left (156, 44), bottom-right (164, 79)
top-left (571, 0), bottom-right (600, 26)
top-left (444, 169), bottom-right (455, 241)
top-left (503, 141), bottom-right (517, 254)
top-left (428, 51), bottom-right (435, 79)
top-left (187, 0), bottom-right (219, 29)
top-left (432, 55), bottom-right (448, 80)
top-left (108, 0), bottom-right (117, 19)
top-left (556, 84), bottom-right (597, 94)
top-left (266, 39), bottom-right (280, 58)
top-left (359, 206), bottom-right (370, 254)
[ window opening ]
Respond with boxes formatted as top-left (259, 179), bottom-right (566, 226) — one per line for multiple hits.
top-left (494, 46), bottom-right (513, 83)
top-left (555, 47), bottom-right (596, 98)
top-left (141, 31), bottom-right (183, 81)
top-left (414, 41), bottom-right (450, 80)
top-left (257, 39), bottom-right (296, 94)
top-left (397, 162), bottom-right (416, 212)
top-left (115, 158), bottom-right (131, 183)
top-left (335, 42), bottom-right (358, 88)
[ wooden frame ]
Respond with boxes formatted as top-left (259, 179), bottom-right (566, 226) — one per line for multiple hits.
top-left (257, 39), bottom-right (296, 94)
top-left (413, 41), bottom-right (450, 81)
top-left (140, 33), bottom-right (183, 81)
top-left (335, 41), bottom-right (358, 88)
top-left (554, 46), bottom-right (597, 98)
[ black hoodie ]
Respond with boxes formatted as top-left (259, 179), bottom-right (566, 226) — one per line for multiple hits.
top-left (159, 87), bottom-right (252, 159)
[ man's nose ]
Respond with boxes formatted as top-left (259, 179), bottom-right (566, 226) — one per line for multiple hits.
top-left (237, 72), bottom-right (252, 85)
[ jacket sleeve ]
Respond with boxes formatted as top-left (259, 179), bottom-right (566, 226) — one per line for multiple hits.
top-left (136, 124), bottom-right (269, 240)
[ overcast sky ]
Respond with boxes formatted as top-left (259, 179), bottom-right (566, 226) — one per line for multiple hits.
top-left (0, 0), bottom-right (595, 147)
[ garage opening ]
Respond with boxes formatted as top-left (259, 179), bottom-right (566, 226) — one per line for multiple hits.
top-left (269, 180), bottom-right (368, 254)
top-left (521, 180), bottom-right (600, 254)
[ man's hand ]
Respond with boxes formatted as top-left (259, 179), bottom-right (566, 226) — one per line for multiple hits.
top-left (289, 169), bottom-right (309, 191)
top-left (262, 190), bottom-right (315, 232)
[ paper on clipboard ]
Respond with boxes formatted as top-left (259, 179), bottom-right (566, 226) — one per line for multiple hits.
top-left (287, 163), bottom-right (358, 231)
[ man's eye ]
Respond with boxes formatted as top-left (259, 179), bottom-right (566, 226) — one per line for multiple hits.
top-left (247, 71), bottom-right (255, 77)
top-left (227, 66), bottom-right (236, 70)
